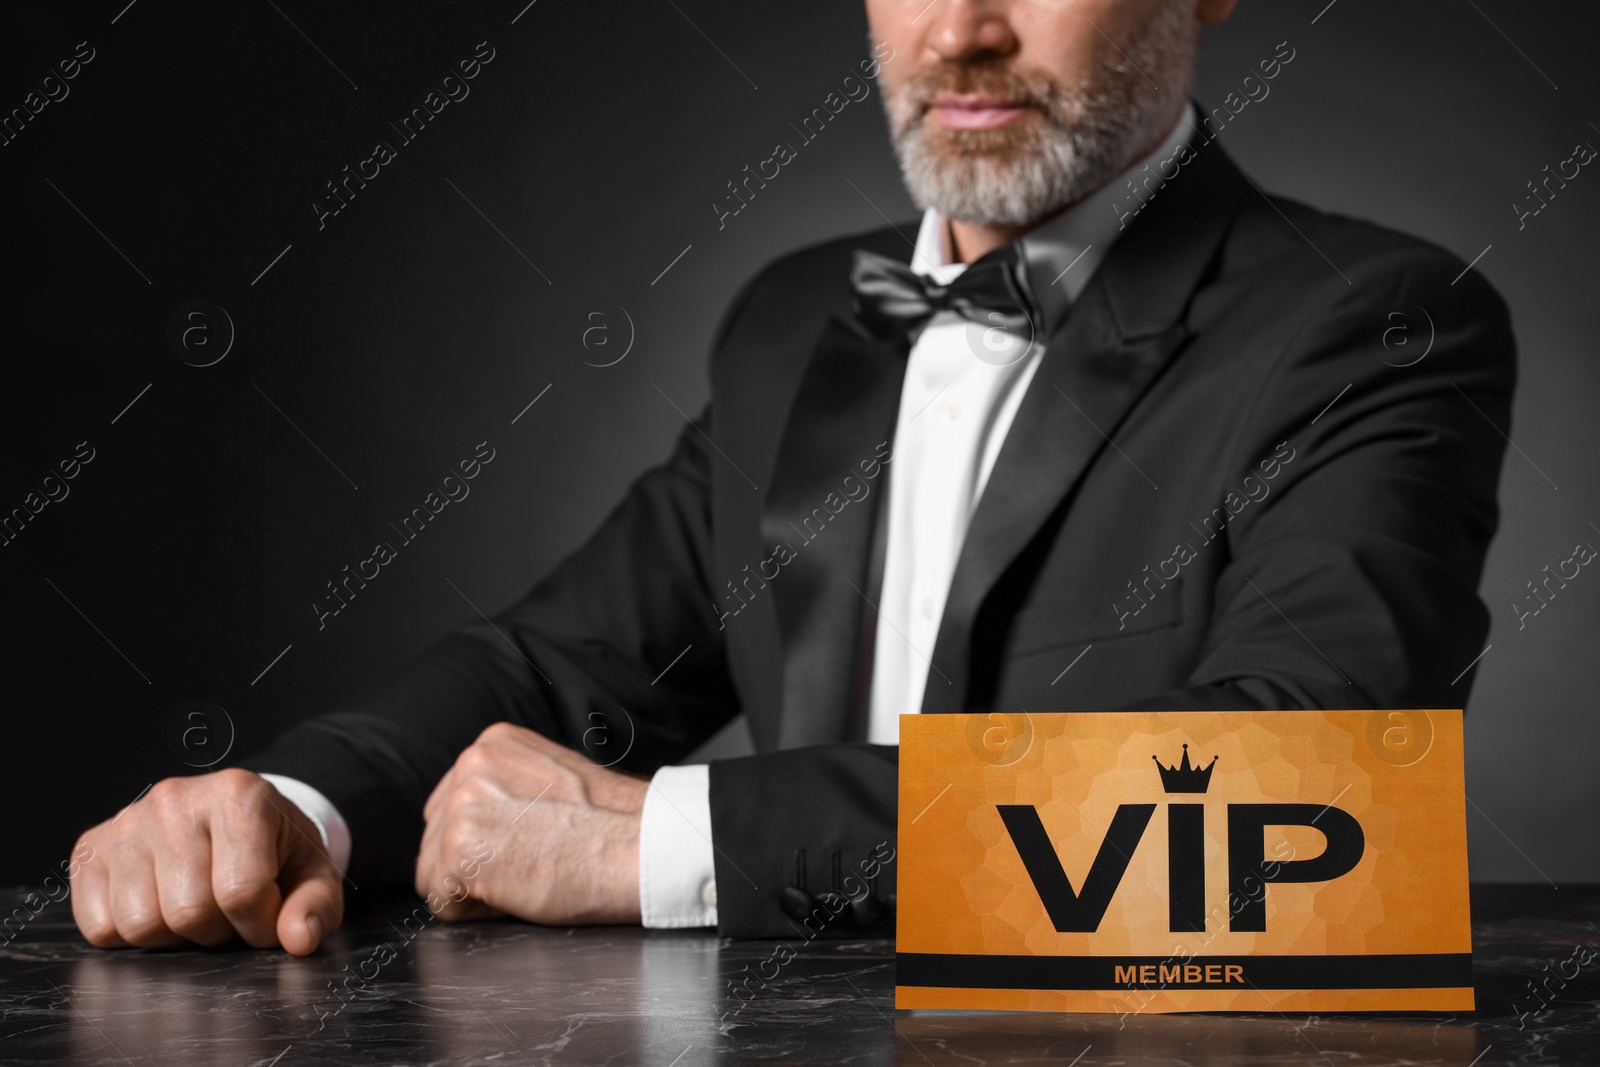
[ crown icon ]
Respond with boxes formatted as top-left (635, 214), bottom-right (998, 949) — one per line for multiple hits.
top-left (1152, 744), bottom-right (1219, 793)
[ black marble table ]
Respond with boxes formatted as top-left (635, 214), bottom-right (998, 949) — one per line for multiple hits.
top-left (1, 884), bottom-right (1595, 1065)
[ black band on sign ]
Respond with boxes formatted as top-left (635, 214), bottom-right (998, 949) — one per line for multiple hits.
top-left (894, 953), bottom-right (1473, 990)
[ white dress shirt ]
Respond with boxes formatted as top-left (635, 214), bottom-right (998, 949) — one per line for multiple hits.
top-left (268, 106), bottom-right (1198, 929)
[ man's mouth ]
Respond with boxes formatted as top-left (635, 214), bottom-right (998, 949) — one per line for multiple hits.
top-left (929, 96), bottom-right (1033, 130)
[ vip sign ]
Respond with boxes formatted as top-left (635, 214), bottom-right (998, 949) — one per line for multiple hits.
top-left (895, 710), bottom-right (1472, 1012)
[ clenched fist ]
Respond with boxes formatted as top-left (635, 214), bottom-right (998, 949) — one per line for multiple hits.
top-left (417, 722), bottom-right (648, 925)
top-left (71, 769), bottom-right (343, 956)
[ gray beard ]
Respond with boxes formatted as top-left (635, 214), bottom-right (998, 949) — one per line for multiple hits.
top-left (881, 11), bottom-right (1196, 227)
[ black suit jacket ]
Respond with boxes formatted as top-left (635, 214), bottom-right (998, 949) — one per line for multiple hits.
top-left (246, 141), bottom-right (1515, 937)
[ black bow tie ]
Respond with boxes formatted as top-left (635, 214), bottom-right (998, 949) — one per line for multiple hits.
top-left (850, 244), bottom-right (1042, 342)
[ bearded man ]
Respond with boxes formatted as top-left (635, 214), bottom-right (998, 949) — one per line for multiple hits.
top-left (70, 0), bottom-right (1513, 952)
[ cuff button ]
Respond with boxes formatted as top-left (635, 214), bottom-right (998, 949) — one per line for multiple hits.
top-left (779, 886), bottom-right (815, 922)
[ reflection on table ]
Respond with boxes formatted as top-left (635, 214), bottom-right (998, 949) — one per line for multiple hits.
top-left (0, 884), bottom-right (1593, 1065)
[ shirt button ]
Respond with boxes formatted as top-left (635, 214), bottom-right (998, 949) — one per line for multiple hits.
top-left (921, 596), bottom-right (936, 620)
top-left (944, 400), bottom-right (962, 421)
top-left (701, 881), bottom-right (718, 909)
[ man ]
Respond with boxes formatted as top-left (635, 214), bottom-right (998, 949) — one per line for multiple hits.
top-left (70, 0), bottom-right (1513, 954)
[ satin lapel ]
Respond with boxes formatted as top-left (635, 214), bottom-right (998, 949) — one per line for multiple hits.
top-left (760, 315), bottom-right (909, 746)
top-left (921, 141), bottom-right (1251, 712)
top-left (921, 294), bottom-right (1190, 711)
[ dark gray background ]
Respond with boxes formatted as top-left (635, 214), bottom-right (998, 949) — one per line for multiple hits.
top-left (2, 0), bottom-right (1593, 888)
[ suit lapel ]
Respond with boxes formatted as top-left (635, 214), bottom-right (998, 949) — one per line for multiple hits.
top-left (760, 315), bottom-right (909, 746)
top-left (922, 142), bottom-right (1251, 712)
top-left (921, 291), bottom-right (1190, 711)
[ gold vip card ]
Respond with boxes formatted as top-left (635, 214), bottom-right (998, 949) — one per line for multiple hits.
top-left (895, 710), bottom-right (1472, 1013)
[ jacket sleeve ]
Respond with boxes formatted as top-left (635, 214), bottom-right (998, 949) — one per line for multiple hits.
top-left (1124, 246), bottom-right (1515, 712)
top-left (243, 406), bottom-right (740, 890)
top-left (710, 744), bottom-right (900, 939)
top-left (705, 245), bottom-right (1515, 938)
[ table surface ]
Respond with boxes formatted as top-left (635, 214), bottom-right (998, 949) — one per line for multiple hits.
top-left (0, 884), bottom-right (1595, 1066)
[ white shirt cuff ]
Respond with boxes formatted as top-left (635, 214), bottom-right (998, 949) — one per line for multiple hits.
top-left (638, 764), bottom-right (718, 928)
top-left (259, 773), bottom-right (353, 874)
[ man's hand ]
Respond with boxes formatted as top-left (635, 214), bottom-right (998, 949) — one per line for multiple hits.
top-left (70, 769), bottom-right (344, 956)
top-left (417, 722), bottom-right (648, 925)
